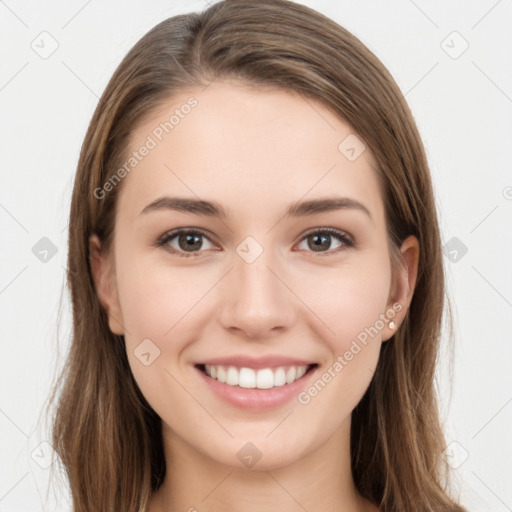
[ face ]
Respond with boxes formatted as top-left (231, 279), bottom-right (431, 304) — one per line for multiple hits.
top-left (90, 80), bottom-right (417, 470)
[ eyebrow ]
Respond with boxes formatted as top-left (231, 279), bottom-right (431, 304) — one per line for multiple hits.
top-left (138, 196), bottom-right (372, 221)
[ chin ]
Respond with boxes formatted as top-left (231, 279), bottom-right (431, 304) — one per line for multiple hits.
top-left (195, 429), bottom-right (321, 472)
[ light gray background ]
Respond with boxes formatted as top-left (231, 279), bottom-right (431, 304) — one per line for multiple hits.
top-left (1, 0), bottom-right (511, 510)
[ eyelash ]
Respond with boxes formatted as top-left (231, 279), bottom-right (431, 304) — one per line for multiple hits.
top-left (154, 227), bottom-right (355, 258)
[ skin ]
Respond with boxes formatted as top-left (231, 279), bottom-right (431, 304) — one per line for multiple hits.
top-left (90, 80), bottom-right (419, 512)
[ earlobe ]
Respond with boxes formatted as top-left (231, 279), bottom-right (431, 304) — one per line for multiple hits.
top-left (383, 235), bottom-right (420, 341)
top-left (89, 234), bottom-right (125, 335)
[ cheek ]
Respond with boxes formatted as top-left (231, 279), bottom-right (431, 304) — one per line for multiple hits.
top-left (115, 257), bottom-right (207, 410)
top-left (294, 261), bottom-right (391, 428)
top-left (117, 255), bottom-right (209, 343)
top-left (294, 253), bottom-right (392, 353)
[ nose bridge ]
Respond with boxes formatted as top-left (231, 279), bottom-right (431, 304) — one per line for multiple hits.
top-left (218, 237), bottom-right (295, 338)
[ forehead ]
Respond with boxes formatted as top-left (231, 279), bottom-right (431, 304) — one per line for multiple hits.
top-left (118, 80), bottom-right (384, 225)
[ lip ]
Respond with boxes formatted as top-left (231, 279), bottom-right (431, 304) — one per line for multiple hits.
top-left (197, 355), bottom-right (315, 370)
top-left (194, 362), bottom-right (319, 410)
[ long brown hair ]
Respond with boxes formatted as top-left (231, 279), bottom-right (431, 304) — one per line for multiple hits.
top-left (46, 0), bottom-right (465, 510)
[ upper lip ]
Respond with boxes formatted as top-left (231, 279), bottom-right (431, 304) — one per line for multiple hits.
top-left (196, 355), bottom-right (316, 370)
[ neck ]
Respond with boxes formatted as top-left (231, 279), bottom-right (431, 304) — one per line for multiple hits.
top-left (150, 417), bottom-right (375, 512)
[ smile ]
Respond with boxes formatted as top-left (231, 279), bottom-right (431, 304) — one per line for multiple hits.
top-left (194, 359), bottom-right (319, 410)
top-left (200, 364), bottom-right (314, 389)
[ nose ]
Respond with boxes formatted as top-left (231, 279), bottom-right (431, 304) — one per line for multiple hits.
top-left (217, 249), bottom-right (296, 340)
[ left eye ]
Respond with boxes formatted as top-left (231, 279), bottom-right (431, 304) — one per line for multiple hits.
top-left (296, 228), bottom-right (353, 255)
top-left (156, 228), bottom-right (353, 258)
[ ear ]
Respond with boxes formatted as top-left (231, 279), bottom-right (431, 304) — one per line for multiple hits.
top-left (89, 234), bottom-right (125, 335)
top-left (382, 235), bottom-right (419, 341)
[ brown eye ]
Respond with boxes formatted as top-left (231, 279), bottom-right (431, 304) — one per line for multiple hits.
top-left (297, 228), bottom-right (353, 255)
top-left (176, 233), bottom-right (204, 252)
top-left (157, 229), bottom-right (215, 257)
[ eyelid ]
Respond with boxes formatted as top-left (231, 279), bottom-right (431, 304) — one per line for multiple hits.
top-left (156, 227), bottom-right (217, 245)
top-left (301, 226), bottom-right (354, 245)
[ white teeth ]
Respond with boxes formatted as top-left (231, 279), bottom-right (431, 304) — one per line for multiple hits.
top-left (226, 366), bottom-right (239, 386)
top-left (203, 364), bottom-right (310, 389)
top-left (239, 367), bottom-right (256, 388)
top-left (256, 368), bottom-right (274, 389)
top-left (286, 366), bottom-right (296, 384)
top-left (217, 366), bottom-right (226, 383)
top-left (274, 367), bottom-right (286, 386)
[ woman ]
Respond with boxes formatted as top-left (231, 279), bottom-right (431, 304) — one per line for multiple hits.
top-left (48, 0), bottom-right (467, 510)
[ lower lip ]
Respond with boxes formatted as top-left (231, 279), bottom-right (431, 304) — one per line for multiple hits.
top-left (195, 365), bottom-right (318, 410)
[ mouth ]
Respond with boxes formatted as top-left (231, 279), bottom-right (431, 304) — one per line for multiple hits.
top-left (195, 363), bottom-right (318, 390)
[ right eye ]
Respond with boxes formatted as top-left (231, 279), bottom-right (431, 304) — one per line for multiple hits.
top-left (155, 228), bottom-right (217, 258)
